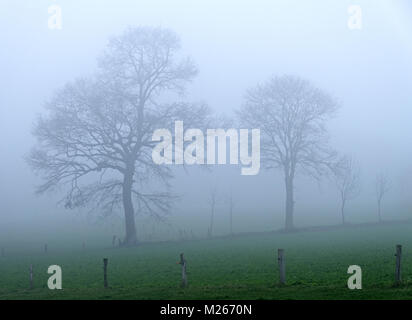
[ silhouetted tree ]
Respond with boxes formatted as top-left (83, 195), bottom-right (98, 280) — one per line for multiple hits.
top-left (334, 156), bottom-right (361, 225)
top-left (238, 75), bottom-right (338, 231)
top-left (375, 173), bottom-right (390, 222)
top-left (227, 190), bottom-right (235, 236)
top-left (28, 27), bottom-right (210, 245)
top-left (207, 186), bottom-right (218, 238)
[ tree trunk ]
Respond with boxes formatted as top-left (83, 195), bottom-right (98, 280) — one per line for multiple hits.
top-left (209, 206), bottom-right (214, 238)
top-left (284, 175), bottom-right (294, 231)
top-left (341, 200), bottom-right (346, 225)
top-left (122, 169), bottom-right (137, 246)
top-left (229, 205), bottom-right (233, 236)
top-left (378, 200), bottom-right (382, 222)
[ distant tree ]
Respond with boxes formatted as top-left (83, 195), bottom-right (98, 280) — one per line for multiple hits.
top-left (333, 156), bottom-right (361, 225)
top-left (207, 186), bottom-right (218, 238)
top-left (223, 189), bottom-right (235, 236)
top-left (375, 173), bottom-right (390, 222)
top-left (28, 27), bottom-right (210, 246)
top-left (238, 75), bottom-right (338, 231)
top-left (228, 190), bottom-right (234, 236)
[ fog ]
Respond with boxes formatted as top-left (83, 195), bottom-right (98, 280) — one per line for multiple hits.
top-left (1, 0), bottom-right (412, 242)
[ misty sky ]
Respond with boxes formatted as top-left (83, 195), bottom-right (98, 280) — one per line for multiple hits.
top-left (0, 0), bottom-right (411, 237)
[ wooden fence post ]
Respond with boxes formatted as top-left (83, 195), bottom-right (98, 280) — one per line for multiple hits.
top-left (103, 258), bottom-right (108, 288)
top-left (395, 244), bottom-right (402, 284)
top-left (29, 264), bottom-right (33, 289)
top-left (278, 249), bottom-right (286, 285)
top-left (112, 235), bottom-right (116, 247)
top-left (179, 253), bottom-right (187, 288)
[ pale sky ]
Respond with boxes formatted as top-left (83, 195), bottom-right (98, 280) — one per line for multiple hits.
top-left (0, 0), bottom-right (411, 235)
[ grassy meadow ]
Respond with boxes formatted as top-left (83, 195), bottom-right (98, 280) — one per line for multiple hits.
top-left (1, 222), bottom-right (412, 299)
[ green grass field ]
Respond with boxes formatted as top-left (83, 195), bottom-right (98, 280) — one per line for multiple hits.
top-left (2, 222), bottom-right (412, 300)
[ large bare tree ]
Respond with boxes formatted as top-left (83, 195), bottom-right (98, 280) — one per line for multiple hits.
top-left (375, 173), bottom-right (390, 222)
top-left (333, 156), bottom-right (361, 225)
top-left (238, 75), bottom-right (338, 231)
top-left (28, 27), bottom-right (210, 246)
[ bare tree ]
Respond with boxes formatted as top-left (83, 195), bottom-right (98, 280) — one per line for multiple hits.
top-left (375, 173), bottom-right (390, 222)
top-left (333, 156), bottom-right (361, 225)
top-left (238, 75), bottom-right (338, 231)
top-left (228, 190), bottom-right (234, 236)
top-left (28, 27), bottom-right (210, 246)
top-left (207, 186), bottom-right (218, 238)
